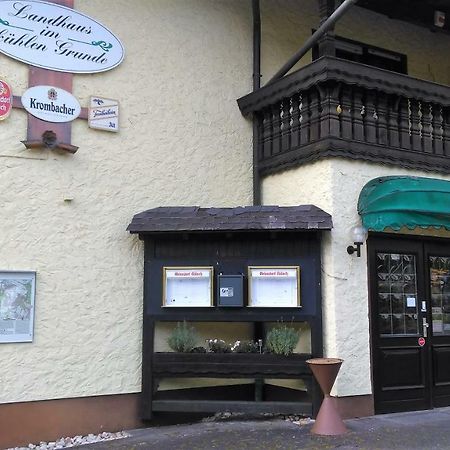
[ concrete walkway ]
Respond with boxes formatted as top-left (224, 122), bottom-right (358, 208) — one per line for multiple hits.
top-left (80, 407), bottom-right (450, 449)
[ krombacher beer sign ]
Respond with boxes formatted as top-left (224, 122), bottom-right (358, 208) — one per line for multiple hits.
top-left (21, 85), bottom-right (81, 122)
top-left (0, 0), bottom-right (124, 73)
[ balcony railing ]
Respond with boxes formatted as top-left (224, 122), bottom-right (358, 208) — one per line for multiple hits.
top-left (238, 57), bottom-right (450, 175)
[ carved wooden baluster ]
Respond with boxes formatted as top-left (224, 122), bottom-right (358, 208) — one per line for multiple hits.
top-left (290, 93), bottom-right (302, 149)
top-left (281, 98), bottom-right (292, 152)
top-left (309, 87), bottom-right (321, 142)
top-left (422, 103), bottom-right (433, 154)
top-left (377, 92), bottom-right (388, 146)
top-left (398, 97), bottom-right (411, 150)
top-left (353, 87), bottom-right (365, 142)
top-left (410, 99), bottom-right (422, 152)
top-left (388, 96), bottom-right (400, 149)
top-left (300, 91), bottom-right (311, 146)
top-left (340, 85), bottom-right (353, 140)
top-left (262, 107), bottom-right (273, 159)
top-left (271, 101), bottom-right (282, 155)
top-left (443, 108), bottom-right (450, 156)
top-left (318, 84), bottom-right (330, 139)
top-left (432, 104), bottom-right (444, 156)
top-left (364, 90), bottom-right (377, 144)
top-left (326, 83), bottom-right (341, 138)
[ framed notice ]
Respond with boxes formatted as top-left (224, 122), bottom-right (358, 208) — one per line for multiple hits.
top-left (163, 267), bottom-right (213, 307)
top-left (0, 271), bottom-right (36, 343)
top-left (248, 266), bottom-right (300, 308)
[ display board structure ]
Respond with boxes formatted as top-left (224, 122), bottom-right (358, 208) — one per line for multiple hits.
top-left (0, 271), bottom-right (36, 343)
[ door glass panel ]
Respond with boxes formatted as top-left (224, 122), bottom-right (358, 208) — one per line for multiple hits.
top-left (429, 256), bottom-right (450, 335)
top-left (376, 253), bottom-right (419, 336)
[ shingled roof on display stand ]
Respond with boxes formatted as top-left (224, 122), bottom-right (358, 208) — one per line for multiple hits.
top-left (127, 205), bottom-right (332, 235)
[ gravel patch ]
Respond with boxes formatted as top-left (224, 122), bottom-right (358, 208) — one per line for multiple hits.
top-left (6, 431), bottom-right (130, 450)
top-left (201, 411), bottom-right (314, 427)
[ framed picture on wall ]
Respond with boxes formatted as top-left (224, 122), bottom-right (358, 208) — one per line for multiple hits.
top-left (0, 271), bottom-right (36, 343)
top-left (248, 266), bottom-right (300, 307)
top-left (163, 267), bottom-right (213, 307)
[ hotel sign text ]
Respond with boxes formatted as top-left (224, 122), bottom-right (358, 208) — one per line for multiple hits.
top-left (0, 0), bottom-right (124, 73)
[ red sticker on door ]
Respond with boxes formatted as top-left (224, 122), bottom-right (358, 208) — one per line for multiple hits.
top-left (418, 337), bottom-right (426, 347)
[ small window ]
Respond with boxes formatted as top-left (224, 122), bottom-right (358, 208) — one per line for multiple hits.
top-left (313, 35), bottom-right (407, 74)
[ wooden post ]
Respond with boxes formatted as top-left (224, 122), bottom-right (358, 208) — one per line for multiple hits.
top-left (23, 0), bottom-right (78, 153)
top-left (317, 0), bottom-right (336, 57)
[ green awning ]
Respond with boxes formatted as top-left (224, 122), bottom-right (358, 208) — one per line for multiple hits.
top-left (358, 176), bottom-right (450, 232)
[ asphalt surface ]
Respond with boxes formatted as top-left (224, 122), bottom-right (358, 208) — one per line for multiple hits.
top-left (79, 407), bottom-right (450, 450)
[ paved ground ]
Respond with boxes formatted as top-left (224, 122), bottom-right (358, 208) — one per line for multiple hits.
top-left (79, 407), bottom-right (450, 449)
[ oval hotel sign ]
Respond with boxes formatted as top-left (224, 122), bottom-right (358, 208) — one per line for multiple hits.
top-left (0, 0), bottom-right (124, 73)
top-left (21, 85), bottom-right (81, 122)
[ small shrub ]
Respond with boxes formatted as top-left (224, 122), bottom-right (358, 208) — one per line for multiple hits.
top-left (190, 346), bottom-right (207, 353)
top-left (265, 323), bottom-right (299, 356)
top-left (231, 340), bottom-right (259, 353)
top-left (167, 321), bottom-right (198, 353)
top-left (207, 338), bottom-right (232, 353)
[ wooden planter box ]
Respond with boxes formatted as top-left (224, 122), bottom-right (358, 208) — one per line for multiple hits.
top-left (153, 352), bottom-right (313, 379)
top-left (149, 352), bottom-right (314, 416)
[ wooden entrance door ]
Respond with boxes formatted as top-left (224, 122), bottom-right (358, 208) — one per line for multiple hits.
top-left (369, 236), bottom-right (450, 414)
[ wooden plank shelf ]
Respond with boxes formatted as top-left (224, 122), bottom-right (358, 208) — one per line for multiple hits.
top-left (153, 352), bottom-right (313, 379)
top-left (152, 400), bottom-right (312, 415)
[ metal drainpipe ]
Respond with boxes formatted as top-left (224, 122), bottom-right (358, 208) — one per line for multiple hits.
top-left (267, 0), bottom-right (358, 85)
top-left (252, 0), bottom-right (261, 205)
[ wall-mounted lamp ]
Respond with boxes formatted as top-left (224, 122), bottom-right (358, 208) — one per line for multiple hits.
top-left (347, 225), bottom-right (368, 257)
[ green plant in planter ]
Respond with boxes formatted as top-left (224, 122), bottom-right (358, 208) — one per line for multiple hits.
top-left (207, 338), bottom-right (232, 353)
top-left (265, 323), bottom-right (299, 356)
top-left (167, 321), bottom-right (199, 353)
top-left (231, 340), bottom-right (259, 353)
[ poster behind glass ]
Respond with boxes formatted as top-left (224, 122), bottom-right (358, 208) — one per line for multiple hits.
top-left (248, 266), bottom-right (300, 307)
top-left (0, 271), bottom-right (36, 343)
top-left (163, 267), bottom-right (213, 307)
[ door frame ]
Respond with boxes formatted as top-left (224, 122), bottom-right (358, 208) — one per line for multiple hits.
top-left (368, 233), bottom-right (450, 414)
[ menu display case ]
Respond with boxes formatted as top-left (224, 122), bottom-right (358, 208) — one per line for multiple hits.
top-left (163, 267), bottom-right (213, 307)
top-left (248, 266), bottom-right (300, 308)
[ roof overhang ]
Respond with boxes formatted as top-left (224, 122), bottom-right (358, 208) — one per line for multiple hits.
top-left (358, 0), bottom-right (450, 33)
top-left (127, 205), bottom-right (332, 237)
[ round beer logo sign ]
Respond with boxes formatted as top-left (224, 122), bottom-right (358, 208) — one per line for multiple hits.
top-left (0, 79), bottom-right (12, 120)
top-left (21, 85), bottom-right (81, 123)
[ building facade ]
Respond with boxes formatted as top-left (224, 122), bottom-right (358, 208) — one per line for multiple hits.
top-left (0, 0), bottom-right (449, 447)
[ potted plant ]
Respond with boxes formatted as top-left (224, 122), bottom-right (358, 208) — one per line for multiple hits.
top-left (265, 322), bottom-right (300, 356)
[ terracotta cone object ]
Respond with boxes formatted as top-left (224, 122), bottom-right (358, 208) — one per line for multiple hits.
top-left (311, 397), bottom-right (348, 435)
top-left (307, 358), bottom-right (343, 394)
top-left (307, 358), bottom-right (347, 436)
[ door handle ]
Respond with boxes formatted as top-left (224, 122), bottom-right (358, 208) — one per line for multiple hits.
top-left (422, 318), bottom-right (429, 338)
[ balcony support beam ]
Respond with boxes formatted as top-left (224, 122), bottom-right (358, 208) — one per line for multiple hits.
top-left (266, 0), bottom-right (358, 85)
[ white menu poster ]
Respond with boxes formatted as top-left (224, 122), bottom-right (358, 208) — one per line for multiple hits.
top-left (163, 267), bottom-right (213, 307)
top-left (248, 267), bottom-right (300, 307)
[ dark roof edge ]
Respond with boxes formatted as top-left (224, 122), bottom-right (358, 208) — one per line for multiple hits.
top-left (127, 205), bottom-right (333, 235)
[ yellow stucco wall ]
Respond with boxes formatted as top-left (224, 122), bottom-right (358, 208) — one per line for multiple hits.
top-left (260, 0), bottom-right (450, 84)
top-left (262, 160), bottom-right (450, 397)
top-left (0, 0), bottom-right (253, 404)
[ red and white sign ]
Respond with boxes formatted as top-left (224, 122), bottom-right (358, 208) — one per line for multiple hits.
top-left (418, 337), bottom-right (426, 347)
top-left (252, 268), bottom-right (297, 278)
top-left (166, 269), bottom-right (210, 278)
top-left (0, 79), bottom-right (12, 121)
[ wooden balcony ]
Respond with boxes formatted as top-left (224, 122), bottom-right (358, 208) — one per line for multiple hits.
top-left (238, 57), bottom-right (450, 175)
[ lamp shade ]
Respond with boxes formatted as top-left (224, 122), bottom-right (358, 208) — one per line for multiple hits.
top-left (350, 225), bottom-right (368, 244)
